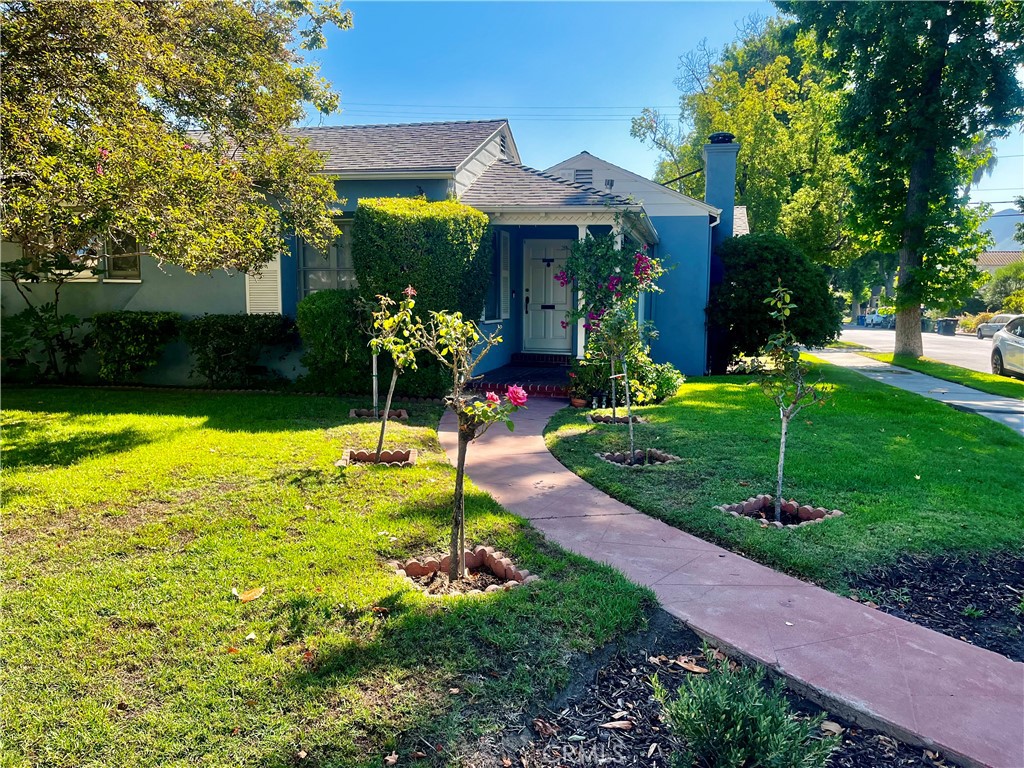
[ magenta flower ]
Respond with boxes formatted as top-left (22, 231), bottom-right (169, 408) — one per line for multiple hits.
top-left (95, 164), bottom-right (104, 176)
top-left (183, 143), bottom-right (193, 150)
top-left (560, 320), bottom-right (568, 329)
top-left (485, 391), bottom-right (500, 406)
top-left (98, 147), bottom-right (110, 159)
top-left (506, 385), bottom-right (528, 407)
top-left (403, 285), bottom-right (417, 297)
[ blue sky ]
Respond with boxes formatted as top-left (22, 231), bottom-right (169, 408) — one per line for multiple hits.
top-left (309, 2), bottom-right (1023, 213)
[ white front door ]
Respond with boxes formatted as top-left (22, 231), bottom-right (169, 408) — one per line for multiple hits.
top-left (523, 239), bottom-right (573, 353)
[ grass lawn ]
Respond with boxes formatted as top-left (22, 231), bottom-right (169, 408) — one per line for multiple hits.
top-left (545, 360), bottom-right (1024, 590)
top-left (861, 352), bottom-right (1024, 400)
top-left (824, 340), bottom-right (870, 350)
top-left (2, 388), bottom-right (652, 768)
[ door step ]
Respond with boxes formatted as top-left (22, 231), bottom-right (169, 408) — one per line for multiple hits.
top-left (510, 353), bottom-right (572, 367)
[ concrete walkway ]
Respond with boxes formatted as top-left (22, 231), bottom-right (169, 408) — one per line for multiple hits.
top-left (812, 348), bottom-right (1024, 436)
top-left (438, 400), bottom-right (1024, 768)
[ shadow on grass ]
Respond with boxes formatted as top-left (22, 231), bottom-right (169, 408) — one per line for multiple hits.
top-left (1, 420), bottom-right (152, 469)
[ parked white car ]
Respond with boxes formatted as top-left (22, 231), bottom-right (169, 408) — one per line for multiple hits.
top-left (977, 313), bottom-right (1020, 339)
top-left (992, 317), bottom-right (1024, 377)
top-left (864, 311), bottom-right (892, 328)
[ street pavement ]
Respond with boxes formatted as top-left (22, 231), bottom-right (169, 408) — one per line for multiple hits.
top-left (839, 327), bottom-right (996, 374)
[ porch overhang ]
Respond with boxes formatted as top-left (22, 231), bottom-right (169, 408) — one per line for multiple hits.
top-left (481, 206), bottom-right (659, 245)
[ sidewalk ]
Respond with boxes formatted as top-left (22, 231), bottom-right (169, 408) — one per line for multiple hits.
top-left (438, 400), bottom-right (1024, 768)
top-left (812, 348), bottom-right (1024, 436)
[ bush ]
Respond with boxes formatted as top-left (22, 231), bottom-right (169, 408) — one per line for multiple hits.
top-left (984, 260), bottom-right (1024, 309)
top-left (352, 197), bottom-right (491, 318)
top-left (1002, 289), bottom-right (1024, 314)
top-left (294, 288), bottom-right (449, 398)
top-left (182, 313), bottom-right (296, 388)
top-left (653, 651), bottom-right (838, 768)
top-left (570, 353), bottom-right (683, 405)
top-left (709, 233), bottom-right (841, 362)
top-left (91, 311), bottom-right (181, 383)
top-left (958, 311), bottom-right (994, 333)
top-left (350, 197), bottom-right (492, 397)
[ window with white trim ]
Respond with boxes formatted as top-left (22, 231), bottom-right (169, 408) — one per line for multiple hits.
top-left (104, 233), bottom-right (143, 280)
top-left (298, 222), bottom-right (357, 296)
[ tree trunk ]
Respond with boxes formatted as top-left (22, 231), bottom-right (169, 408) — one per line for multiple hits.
top-left (449, 428), bottom-right (470, 581)
top-left (894, 10), bottom-right (948, 359)
top-left (372, 353), bottom-right (379, 418)
top-left (610, 359), bottom-right (617, 419)
top-left (374, 368), bottom-right (398, 462)
top-left (775, 408), bottom-right (788, 523)
top-left (622, 357), bottom-right (634, 456)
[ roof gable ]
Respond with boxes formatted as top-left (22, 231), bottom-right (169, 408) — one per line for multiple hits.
top-left (461, 159), bottom-right (636, 210)
top-left (285, 120), bottom-right (510, 174)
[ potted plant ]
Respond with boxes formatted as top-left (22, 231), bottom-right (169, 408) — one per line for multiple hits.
top-left (567, 371), bottom-right (589, 407)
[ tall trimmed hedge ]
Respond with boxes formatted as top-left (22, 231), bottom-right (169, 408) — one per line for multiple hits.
top-left (352, 197), bottom-right (491, 319)
top-left (709, 233), bottom-right (841, 361)
top-left (91, 310), bottom-right (181, 383)
top-left (295, 288), bottom-right (372, 394)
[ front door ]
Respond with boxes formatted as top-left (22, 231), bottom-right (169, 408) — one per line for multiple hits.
top-left (523, 239), bottom-right (573, 353)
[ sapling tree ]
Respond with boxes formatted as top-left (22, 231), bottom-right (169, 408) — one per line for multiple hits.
top-left (758, 284), bottom-right (831, 523)
top-left (412, 309), bottom-right (527, 581)
top-left (369, 286), bottom-right (419, 462)
top-left (589, 303), bottom-right (651, 456)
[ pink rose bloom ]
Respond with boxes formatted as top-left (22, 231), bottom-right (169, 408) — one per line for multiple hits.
top-left (506, 385), bottom-right (528, 407)
top-left (485, 391), bottom-right (500, 406)
top-left (95, 164), bottom-right (104, 176)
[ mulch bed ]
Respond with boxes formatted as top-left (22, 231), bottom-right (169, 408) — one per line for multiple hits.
top-left (849, 551), bottom-right (1024, 662)
top-left (465, 610), bottom-right (957, 768)
top-left (409, 568), bottom-right (507, 596)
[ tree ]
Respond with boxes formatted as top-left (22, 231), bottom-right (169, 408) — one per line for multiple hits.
top-left (709, 233), bottom-right (841, 362)
top-left (779, 1), bottom-right (1024, 357)
top-left (1, 0), bottom-right (350, 374)
top-left (411, 312), bottom-right (526, 582)
top-left (369, 288), bottom-right (419, 462)
top-left (631, 16), bottom-right (856, 266)
top-left (758, 286), bottom-right (831, 524)
top-left (986, 261), bottom-right (1024, 310)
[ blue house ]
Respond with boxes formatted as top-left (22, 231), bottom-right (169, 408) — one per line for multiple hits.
top-left (0, 119), bottom-right (742, 378)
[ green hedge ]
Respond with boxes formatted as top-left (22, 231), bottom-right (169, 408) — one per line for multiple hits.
top-left (295, 288), bottom-right (447, 398)
top-left (348, 197), bottom-right (493, 397)
top-left (352, 197), bottom-right (491, 318)
top-left (182, 313), bottom-right (296, 388)
top-left (91, 311), bottom-right (181, 383)
top-left (709, 233), bottom-right (841, 361)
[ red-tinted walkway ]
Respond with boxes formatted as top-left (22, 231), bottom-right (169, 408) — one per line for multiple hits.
top-left (439, 400), bottom-right (1024, 768)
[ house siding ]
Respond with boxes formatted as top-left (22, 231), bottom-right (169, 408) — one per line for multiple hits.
top-left (646, 216), bottom-right (711, 377)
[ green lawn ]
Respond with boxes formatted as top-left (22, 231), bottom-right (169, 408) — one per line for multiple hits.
top-left (861, 352), bottom-right (1024, 400)
top-left (545, 361), bottom-right (1024, 589)
top-left (2, 388), bottom-right (651, 768)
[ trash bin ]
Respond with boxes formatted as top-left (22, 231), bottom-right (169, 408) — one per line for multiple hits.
top-left (921, 317), bottom-right (934, 333)
top-left (856, 314), bottom-right (866, 326)
top-left (936, 318), bottom-right (957, 336)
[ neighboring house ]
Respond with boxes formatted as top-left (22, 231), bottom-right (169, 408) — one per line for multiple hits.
top-left (976, 250), bottom-right (1023, 277)
top-left (0, 120), bottom-right (740, 377)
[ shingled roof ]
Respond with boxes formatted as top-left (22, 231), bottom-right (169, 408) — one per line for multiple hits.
top-left (461, 159), bottom-right (635, 209)
top-left (285, 120), bottom-right (508, 173)
top-left (977, 250), bottom-right (1023, 269)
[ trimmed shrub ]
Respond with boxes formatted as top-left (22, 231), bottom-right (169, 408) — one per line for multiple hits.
top-left (91, 311), bottom-right (181, 383)
top-left (182, 313), bottom-right (296, 388)
top-left (570, 353), bottom-right (683, 405)
top-left (352, 197), bottom-right (491, 319)
top-left (350, 197), bottom-right (492, 397)
top-left (294, 288), bottom-right (449, 398)
top-left (295, 289), bottom-right (373, 394)
top-left (958, 311), bottom-right (994, 332)
top-left (653, 651), bottom-right (838, 768)
top-left (709, 233), bottom-right (841, 362)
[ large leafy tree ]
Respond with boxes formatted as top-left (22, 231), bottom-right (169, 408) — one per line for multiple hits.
top-left (631, 16), bottom-right (855, 267)
top-left (779, 1), bottom-right (1024, 356)
top-left (1, 0), bottom-right (351, 279)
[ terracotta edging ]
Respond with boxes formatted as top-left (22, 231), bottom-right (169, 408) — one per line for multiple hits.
top-left (335, 448), bottom-right (418, 468)
top-left (595, 449), bottom-right (679, 468)
top-left (716, 494), bottom-right (845, 528)
top-left (388, 545), bottom-right (540, 596)
top-left (585, 414), bottom-right (646, 425)
top-left (348, 408), bottom-right (409, 421)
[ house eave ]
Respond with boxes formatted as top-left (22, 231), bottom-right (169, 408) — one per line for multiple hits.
top-left (319, 170), bottom-right (457, 180)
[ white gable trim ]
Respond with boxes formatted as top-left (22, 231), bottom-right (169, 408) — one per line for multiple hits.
top-left (546, 153), bottom-right (720, 216)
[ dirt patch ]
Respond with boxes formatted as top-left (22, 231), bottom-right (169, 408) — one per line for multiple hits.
top-left (391, 546), bottom-right (539, 596)
top-left (850, 551), bottom-right (1024, 662)
top-left (464, 609), bottom-right (958, 768)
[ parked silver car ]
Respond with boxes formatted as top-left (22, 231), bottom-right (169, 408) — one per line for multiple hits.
top-left (991, 317), bottom-right (1024, 377)
top-left (977, 313), bottom-right (1021, 339)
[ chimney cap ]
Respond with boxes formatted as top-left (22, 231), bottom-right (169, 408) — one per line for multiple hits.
top-left (708, 132), bottom-right (735, 145)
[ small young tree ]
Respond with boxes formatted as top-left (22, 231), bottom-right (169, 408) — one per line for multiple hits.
top-left (758, 284), bottom-right (831, 523)
top-left (369, 286), bottom-right (419, 462)
top-left (412, 309), bottom-right (526, 581)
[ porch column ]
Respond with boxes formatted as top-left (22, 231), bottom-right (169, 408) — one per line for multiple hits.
top-left (576, 224), bottom-right (587, 359)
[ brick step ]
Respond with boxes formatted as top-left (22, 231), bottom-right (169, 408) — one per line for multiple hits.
top-left (510, 353), bottom-right (572, 367)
